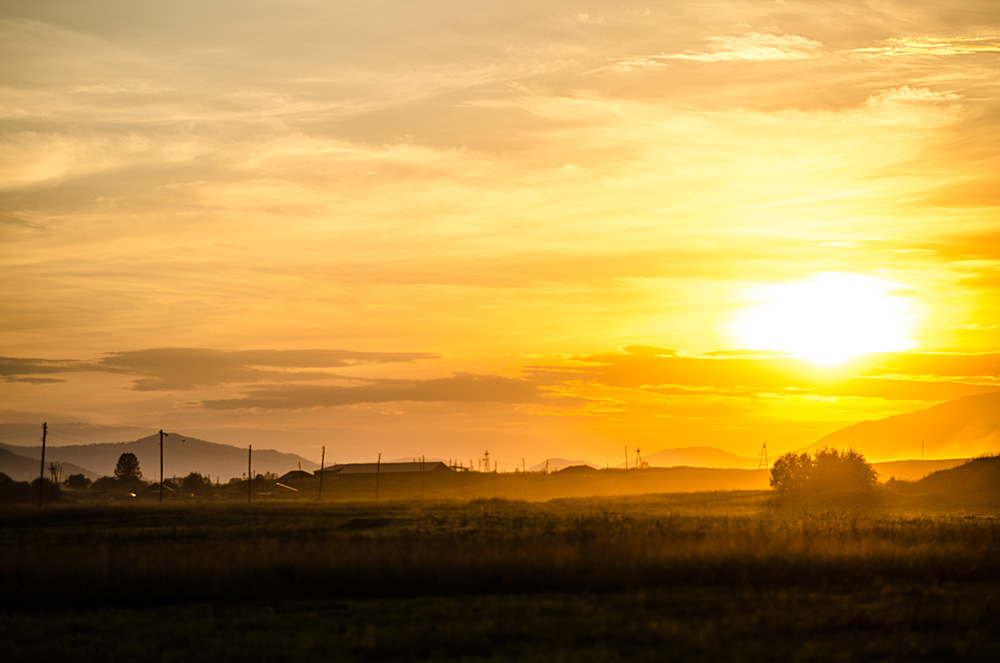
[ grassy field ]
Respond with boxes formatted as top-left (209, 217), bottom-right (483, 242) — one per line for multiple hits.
top-left (2, 492), bottom-right (998, 661)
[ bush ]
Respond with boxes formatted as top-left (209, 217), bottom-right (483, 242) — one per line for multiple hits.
top-left (0, 473), bottom-right (31, 503)
top-left (180, 472), bottom-right (213, 496)
top-left (64, 474), bottom-right (92, 490)
top-left (30, 478), bottom-right (61, 502)
top-left (770, 447), bottom-right (878, 503)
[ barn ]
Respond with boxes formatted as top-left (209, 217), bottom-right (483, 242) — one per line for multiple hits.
top-left (316, 461), bottom-right (452, 476)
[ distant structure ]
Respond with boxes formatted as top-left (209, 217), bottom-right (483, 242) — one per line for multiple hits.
top-left (315, 462), bottom-right (452, 476)
top-left (758, 442), bottom-right (769, 469)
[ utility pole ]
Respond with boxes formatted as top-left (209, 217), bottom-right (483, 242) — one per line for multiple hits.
top-left (375, 453), bottom-right (381, 499)
top-left (248, 445), bottom-right (253, 503)
top-left (625, 444), bottom-right (628, 470)
top-left (421, 455), bottom-right (425, 498)
top-left (159, 430), bottom-right (169, 503)
top-left (318, 446), bottom-right (325, 500)
top-left (38, 422), bottom-right (47, 507)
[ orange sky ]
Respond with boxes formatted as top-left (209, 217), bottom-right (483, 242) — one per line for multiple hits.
top-left (2, 1), bottom-right (1000, 466)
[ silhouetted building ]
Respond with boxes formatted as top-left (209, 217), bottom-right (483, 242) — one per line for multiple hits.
top-left (315, 462), bottom-right (452, 476)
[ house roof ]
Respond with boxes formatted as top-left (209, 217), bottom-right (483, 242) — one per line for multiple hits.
top-left (278, 470), bottom-right (314, 481)
top-left (317, 461), bottom-right (451, 475)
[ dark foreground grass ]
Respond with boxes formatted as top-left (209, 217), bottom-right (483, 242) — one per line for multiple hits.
top-left (1, 494), bottom-right (998, 661)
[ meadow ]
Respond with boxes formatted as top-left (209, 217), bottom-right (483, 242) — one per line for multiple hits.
top-left (2, 492), bottom-right (998, 661)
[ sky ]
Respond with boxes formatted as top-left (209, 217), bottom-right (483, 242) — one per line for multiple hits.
top-left (2, 1), bottom-right (1000, 467)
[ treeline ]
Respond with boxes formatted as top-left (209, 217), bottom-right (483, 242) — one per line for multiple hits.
top-left (0, 451), bottom-right (293, 504)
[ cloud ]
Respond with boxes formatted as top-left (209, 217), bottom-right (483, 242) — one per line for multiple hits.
top-left (613, 33), bottom-right (823, 69)
top-left (854, 36), bottom-right (1000, 57)
top-left (0, 348), bottom-right (437, 390)
top-left (865, 86), bottom-right (962, 107)
top-left (96, 348), bottom-right (438, 390)
top-left (0, 356), bottom-right (82, 381)
top-left (200, 373), bottom-right (547, 410)
top-left (532, 350), bottom-right (1000, 402)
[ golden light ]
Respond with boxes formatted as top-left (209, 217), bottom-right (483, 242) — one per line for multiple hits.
top-left (729, 272), bottom-right (921, 366)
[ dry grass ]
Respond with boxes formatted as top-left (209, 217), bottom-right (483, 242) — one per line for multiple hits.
top-left (2, 495), bottom-right (997, 607)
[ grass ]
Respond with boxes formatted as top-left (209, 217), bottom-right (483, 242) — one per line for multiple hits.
top-left (1, 493), bottom-right (998, 661)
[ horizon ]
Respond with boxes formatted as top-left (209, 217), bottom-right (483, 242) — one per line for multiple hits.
top-left (3, 2), bottom-right (1000, 470)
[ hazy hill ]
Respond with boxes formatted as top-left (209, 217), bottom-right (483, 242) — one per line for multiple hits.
top-left (895, 456), bottom-right (1000, 506)
top-left (0, 447), bottom-right (99, 482)
top-left (805, 390), bottom-right (1000, 461)
top-left (638, 446), bottom-right (759, 469)
top-left (870, 459), bottom-right (967, 482)
top-left (0, 433), bottom-right (318, 482)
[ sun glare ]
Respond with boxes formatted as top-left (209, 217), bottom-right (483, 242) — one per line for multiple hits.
top-left (729, 272), bottom-right (920, 366)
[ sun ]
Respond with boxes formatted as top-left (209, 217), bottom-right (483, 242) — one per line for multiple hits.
top-left (728, 272), bottom-right (921, 367)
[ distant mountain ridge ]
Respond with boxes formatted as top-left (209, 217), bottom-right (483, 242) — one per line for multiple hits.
top-left (804, 390), bottom-right (1000, 461)
top-left (0, 447), bottom-right (99, 482)
top-left (0, 432), bottom-right (318, 482)
top-left (637, 446), bottom-right (759, 469)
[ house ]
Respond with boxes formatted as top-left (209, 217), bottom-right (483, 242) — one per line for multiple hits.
top-left (137, 481), bottom-right (176, 499)
top-left (315, 461), bottom-right (452, 476)
top-left (278, 470), bottom-right (315, 488)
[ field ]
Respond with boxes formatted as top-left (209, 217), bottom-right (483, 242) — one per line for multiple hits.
top-left (2, 492), bottom-right (998, 661)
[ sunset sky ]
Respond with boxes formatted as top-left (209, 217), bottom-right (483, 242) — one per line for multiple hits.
top-left (3, 1), bottom-right (1000, 467)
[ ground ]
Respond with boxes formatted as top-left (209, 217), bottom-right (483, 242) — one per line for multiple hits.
top-left (1, 493), bottom-right (998, 661)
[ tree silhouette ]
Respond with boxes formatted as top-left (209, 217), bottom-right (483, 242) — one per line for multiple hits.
top-left (180, 472), bottom-right (212, 495)
top-left (64, 473), bottom-right (92, 490)
top-left (770, 447), bottom-right (878, 501)
top-left (114, 452), bottom-right (142, 482)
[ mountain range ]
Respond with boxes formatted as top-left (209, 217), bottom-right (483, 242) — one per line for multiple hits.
top-left (0, 433), bottom-right (317, 483)
top-left (632, 446), bottom-right (759, 469)
top-left (803, 390), bottom-right (1000, 461)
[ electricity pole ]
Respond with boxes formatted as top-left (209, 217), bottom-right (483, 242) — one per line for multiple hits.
top-left (38, 422), bottom-right (47, 507)
top-left (248, 445), bottom-right (253, 503)
top-left (318, 446), bottom-right (325, 500)
top-left (159, 430), bottom-right (169, 503)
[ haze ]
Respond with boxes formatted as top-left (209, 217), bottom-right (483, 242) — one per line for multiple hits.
top-left (2, 1), bottom-right (999, 467)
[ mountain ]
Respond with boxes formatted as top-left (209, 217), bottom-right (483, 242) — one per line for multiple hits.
top-left (804, 390), bottom-right (1000, 461)
top-left (528, 458), bottom-right (598, 473)
top-left (0, 433), bottom-right (318, 482)
top-left (0, 422), bottom-right (158, 447)
top-left (0, 447), bottom-right (100, 482)
top-left (637, 446), bottom-right (760, 469)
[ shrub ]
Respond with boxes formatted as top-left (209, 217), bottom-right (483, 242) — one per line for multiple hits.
top-left (64, 473), bottom-right (92, 490)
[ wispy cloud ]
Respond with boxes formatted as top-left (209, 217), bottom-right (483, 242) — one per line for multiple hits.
top-left (854, 36), bottom-right (1000, 57)
top-left (611, 33), bottom-right (823, 70)
top-left (200, 373), bottom-right (549, 410)
top-left (1, 349), bottom-right (437, 390)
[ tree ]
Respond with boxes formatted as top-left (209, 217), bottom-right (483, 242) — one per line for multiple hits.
top-left (114, 452), bottom-right (142, 482)
top-left (810, 447), bottom-right (878, 494)
top-left (180, 472), bottom-right (212, 496)
top-left (769, 452), bottom-right (813, 497)
top-left (770, 447), bottom-right (878, 501)
top-left (64, 473), bottom-right (92, 490)
top-left (30, 478), bottom-right (61, 501)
